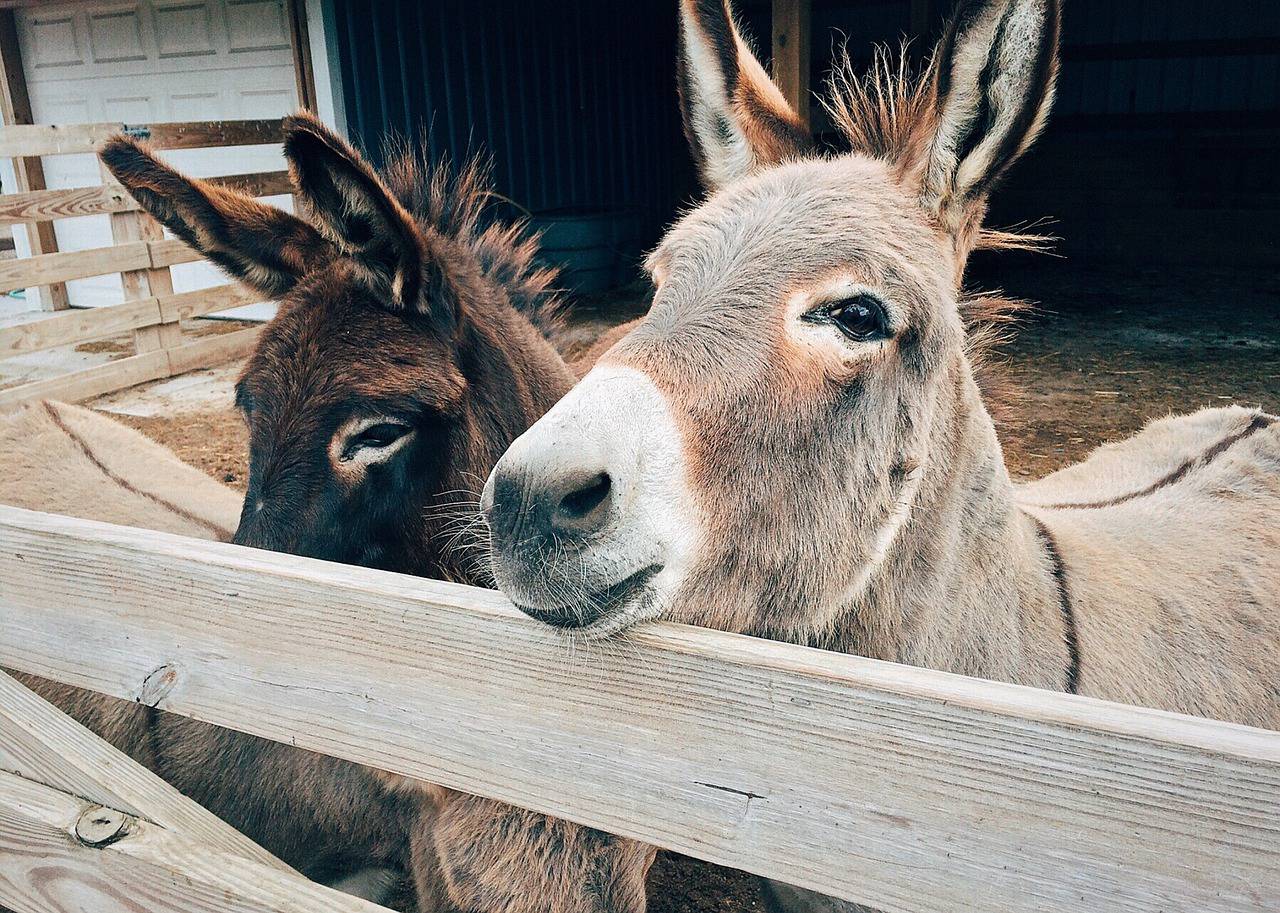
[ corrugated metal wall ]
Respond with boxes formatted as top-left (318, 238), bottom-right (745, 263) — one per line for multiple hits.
top-left (324, 0), bottom-right (1278, 269)
top-left (1056, 0), bottom-right (1279, 119)
top-left (326, 0), bottom-right (695, 248)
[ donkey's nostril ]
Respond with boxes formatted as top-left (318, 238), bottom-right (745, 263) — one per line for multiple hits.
top-left (552, 470), bottom-right (612, 537)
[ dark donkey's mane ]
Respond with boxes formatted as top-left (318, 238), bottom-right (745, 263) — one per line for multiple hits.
top-left (378, 139), bottom-right (563, 334)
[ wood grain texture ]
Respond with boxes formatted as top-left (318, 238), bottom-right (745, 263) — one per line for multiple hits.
top-left (0, 298), bottom-right (160, 356)
top-left (1, 507), bottom-right (1276, 913)
top-left (0, 9), bottom-right (68, 310)
top-left (0, 119), bottom-right (284, 157)
top-left (771, 0), bottom-right (812, 128)
top-left (157, 283), bottom-right (264, 322)
top-left (0, 350), bottom-right (170, 410)
top-left (0, 325), bottom-right (257, 408)
top-left (0, 285), bottom-right (262, 357)
top-left (164, 326), bottom-right (262, 374)
top-left (0, 769), bottom-right (387, 913)
top-left (0, 672), bottom-right (290, 873)
top-left (0, 172), bottom-right (291, 225)
top-left (147, 238), bottom-right (203, 269)
top-left (0, 242), bottom-right (152, 295)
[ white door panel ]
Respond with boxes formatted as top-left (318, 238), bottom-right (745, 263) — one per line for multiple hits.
top-left (12, 0), bottom-right (298, 318)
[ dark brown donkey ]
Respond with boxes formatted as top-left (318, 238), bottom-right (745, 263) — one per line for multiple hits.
top-left (25, 113), bottom-right (653, 913)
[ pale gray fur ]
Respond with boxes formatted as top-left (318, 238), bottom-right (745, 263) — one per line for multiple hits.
top-left (485, 1), bottom-right (1278, 911)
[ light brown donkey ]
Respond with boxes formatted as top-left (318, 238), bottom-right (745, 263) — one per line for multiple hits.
top-left (16, 114), bottom-right (653, 913)
top-left (484, 0), bottom-right (1280, 909)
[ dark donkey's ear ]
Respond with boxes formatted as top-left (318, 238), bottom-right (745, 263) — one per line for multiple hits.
top-left (282, 113), bottom-right (433, 316)
top-left (922, 0), bottom-right (1061, 243)
top-left (99, 136), bottom-right (332, 299)
top-left (676, 0), bottom-right (813, 191)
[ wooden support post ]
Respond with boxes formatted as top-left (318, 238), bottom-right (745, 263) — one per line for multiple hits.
top-left (0, 9), bottom-right (69, 311)
top-left (286, 0), bottom-right (317, 112)
top-left (99, 159), bottom-right (183, 355)
top-left (772, 0), bottom-right (811, 128)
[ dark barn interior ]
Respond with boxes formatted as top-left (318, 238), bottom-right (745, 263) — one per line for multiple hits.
top-left (325, 0), bottom-right (1278, 277)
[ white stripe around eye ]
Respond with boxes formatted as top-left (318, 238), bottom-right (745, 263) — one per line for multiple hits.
top-left (328, 415), bottom-right (416, 473)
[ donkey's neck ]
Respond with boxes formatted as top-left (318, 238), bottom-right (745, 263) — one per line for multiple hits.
top-left (833, 360), bottom-right (1074, 691)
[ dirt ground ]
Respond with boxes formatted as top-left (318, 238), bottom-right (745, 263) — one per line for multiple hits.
top-left (102, 257), bottom-right (1278, 911)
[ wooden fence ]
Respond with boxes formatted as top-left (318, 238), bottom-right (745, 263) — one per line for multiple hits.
top-left (0, 119), bottom-right (287, 411)
top-left (0, 504), bottom-right (1277, 912)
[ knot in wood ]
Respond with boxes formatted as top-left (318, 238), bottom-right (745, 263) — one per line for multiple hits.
top-left (138, 662), bottom-right (182, 707)
top-left (75, 806), bottom-right (129, 847)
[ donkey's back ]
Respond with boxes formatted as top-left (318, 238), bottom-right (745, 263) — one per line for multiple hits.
top-left (1019, 406), bottom-right (1280, 729)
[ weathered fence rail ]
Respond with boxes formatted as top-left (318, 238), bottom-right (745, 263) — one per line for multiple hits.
top-left (1, 504), bottom-right (1277, 913)
top-left (0, 119), bottom-right (285, 410)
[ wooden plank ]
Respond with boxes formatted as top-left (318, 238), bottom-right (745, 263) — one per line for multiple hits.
top-left (0, 507), bottom-right (1276, 913)
top-left (0, 671), bottom-right (292, 873)
top-left (0, 119), bottom-right (283, 157)
top-left (0, 770), bottom-right (389, 913)
top-left (0, 181), bottom-right (133, 225)
top-left (0, 298), bottom-right (160, 356)
top-left (0, 324), bottom-right (258, 409)
top-left (100, 157), bottom-right (180, 354)
top-left (0, 170), bottom-right (292, 225)
top-left (164, 325), bottom-right (262, 374)
top-left (157, 283), bottom-right (265, 322)
top-left (0, 240), bottom-right (151, 293)
top-left (0, 122), bottom-right (123, 157)
top-left (0, 277), bottom-right (263, 358)
top-left (147, 237), bottom-right (203, 269)
top-left (0, 9), bottom-right (68, 310)
top-left (140, 118), bottom-right (284, 150)
top-left (771, 0), bottom-right (811, 129)
top-left (0, 349), bottom-right (170, 410)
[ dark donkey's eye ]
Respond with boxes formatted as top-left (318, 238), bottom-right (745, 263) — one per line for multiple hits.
top-left (806, 293), bottom-right (889, 342)
top-left (354, 423), bottom-right (411, 449)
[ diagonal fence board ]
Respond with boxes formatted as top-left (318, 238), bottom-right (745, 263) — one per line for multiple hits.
top-left (0, 768), bottom-right (390, 913)
top-left (0, 506), bottom-right (1278, 913)
top-left (0, 671), bottom-right (290, 873)
top-left (0, 324), bottom-right (262, 410)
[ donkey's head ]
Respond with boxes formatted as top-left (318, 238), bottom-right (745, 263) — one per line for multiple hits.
top-left (485, 0), bottom-right (1058, 641)
top-left (102, 114), bottom-right (571, 574)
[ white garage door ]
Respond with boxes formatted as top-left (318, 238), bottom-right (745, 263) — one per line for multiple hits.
top-left (14, 0), bottom-right (299, 317)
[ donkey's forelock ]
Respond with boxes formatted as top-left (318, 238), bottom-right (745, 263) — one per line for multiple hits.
top-left (823, 43), bottom-right (1054, 258)
top-left (378, 140), bottom-right (563, 334)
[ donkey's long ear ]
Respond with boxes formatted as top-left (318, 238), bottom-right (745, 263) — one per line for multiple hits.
top-left (99, 137), bottom-right (331, 299)
top-left (677, 0), bottom-right (812, 191)
top-left (282, 113), bottom-right (428, 314)
top-left (922, 0), bottom-right (1060, 240)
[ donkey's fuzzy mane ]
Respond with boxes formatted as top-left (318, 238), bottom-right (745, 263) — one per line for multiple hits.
top-left (379, 138), bottom-right (563, 333)
top-left (823, 43), bottom-right (1053, 257)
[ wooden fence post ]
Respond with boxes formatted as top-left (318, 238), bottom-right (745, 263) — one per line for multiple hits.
top-left (0, 9), bottom-right (69, 312)
top-left (772, 0), bottom-right (811, 129)
top-left (99, 160), bottom-right (183, 356)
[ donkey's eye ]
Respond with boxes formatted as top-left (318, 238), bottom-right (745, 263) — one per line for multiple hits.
top-left (818, 294), bottom-right (888, 342)
top-left (353, 422), bottom-right (411, 450)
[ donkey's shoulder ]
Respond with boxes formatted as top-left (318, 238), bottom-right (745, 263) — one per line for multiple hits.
top-left (1016, 405), bottom-right (1279, 510)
